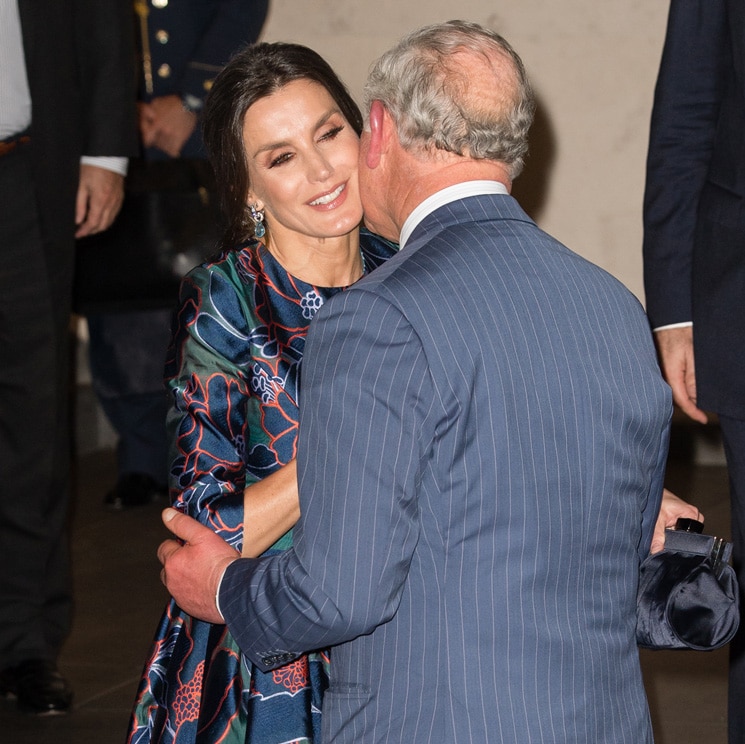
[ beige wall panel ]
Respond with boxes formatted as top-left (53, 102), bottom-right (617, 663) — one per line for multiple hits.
top-left (260, 1), bottom-right (671, 303)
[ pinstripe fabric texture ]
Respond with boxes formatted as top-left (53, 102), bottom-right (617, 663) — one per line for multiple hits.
top-left (221, 194), bottom-right (671, 743)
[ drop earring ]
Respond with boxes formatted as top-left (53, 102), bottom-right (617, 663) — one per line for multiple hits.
top-left (250, 204), bottom-right (266, 238)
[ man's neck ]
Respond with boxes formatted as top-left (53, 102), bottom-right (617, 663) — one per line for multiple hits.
top-left (395, 155), bottom-right (511, 235)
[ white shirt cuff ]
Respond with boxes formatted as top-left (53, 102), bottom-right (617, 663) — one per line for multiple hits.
top-left (653, 321), bottom-right (693, 332)
top-left (80, 155), bottom-right (129, 176)
top-left (214, 561), bottom-right (233, 622)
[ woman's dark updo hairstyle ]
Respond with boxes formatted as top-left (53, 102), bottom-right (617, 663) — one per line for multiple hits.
top-left (202, 42), bottom-right (364, 247)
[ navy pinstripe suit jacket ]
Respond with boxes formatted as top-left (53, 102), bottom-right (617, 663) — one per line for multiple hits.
top-left (221, 193), bottom-right (671, 743)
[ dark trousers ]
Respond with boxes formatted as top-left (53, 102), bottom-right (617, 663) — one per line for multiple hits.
top-left (0, 144), bottom-right (74, 666)
top-left (87, 310), bottom-right (172, 484)
top-left (721, 414), bottom-right (745, 744)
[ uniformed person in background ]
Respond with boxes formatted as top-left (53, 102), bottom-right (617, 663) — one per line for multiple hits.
top-left (75, 0), bottom-right (270, 509)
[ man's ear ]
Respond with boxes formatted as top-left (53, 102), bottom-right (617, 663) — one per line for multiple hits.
top-left (364, 100), bottom-right (387, 169)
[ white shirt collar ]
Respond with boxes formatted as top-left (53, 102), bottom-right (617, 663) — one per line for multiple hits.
top-left (399, 180), bottom-right (509, 249)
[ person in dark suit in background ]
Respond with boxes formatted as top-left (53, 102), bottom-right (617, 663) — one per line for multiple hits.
top-left (156, 21), bottom-right (699, 743)
top-left (0, 0), bottom-right (137, 714)
top-left (80, 0), bottom-right (268, 509)
top-left (643, 1), bottom-right (745, 741)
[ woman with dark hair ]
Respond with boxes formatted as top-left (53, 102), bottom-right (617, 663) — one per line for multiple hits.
top-left (126, 42), bottom-right (396, 744)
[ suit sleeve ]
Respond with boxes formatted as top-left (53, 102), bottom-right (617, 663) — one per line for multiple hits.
top-left (642, 0), bottom-right (728, 327)
top-left (220, 287), bottom-right (434, 671)
top-left (639, 421), bottom-right (670, 561)
top-left (73, 0), bottom-right (138, 157)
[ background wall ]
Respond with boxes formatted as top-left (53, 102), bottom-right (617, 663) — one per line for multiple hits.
top-left (259, 0), bottom-right (671, 304)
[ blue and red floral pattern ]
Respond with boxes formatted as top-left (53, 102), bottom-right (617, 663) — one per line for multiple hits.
top-left (127, 231), bottom-right (396, 744)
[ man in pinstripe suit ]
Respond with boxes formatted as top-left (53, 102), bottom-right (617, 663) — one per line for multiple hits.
top-left (159, 21), bottom-right (688, 742)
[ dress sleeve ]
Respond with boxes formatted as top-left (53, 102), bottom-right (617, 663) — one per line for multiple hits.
top-left (165, 261), bottom-right (256, 549)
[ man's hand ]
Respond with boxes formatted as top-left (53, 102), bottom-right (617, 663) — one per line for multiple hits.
top-left (158, 508), bottom-right (239, 624)
top-left (139, 96), bottom-right (197, 158)
top-left (650, 488), bottom-right (704, 554)
top-left (654, 326), bottom-right (708, 424)
top-left (75, 165), bottom-right (125, 238)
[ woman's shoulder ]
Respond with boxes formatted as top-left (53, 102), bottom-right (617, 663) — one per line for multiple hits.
top-left (170, 243), bottom-right (264, 360)
top-left (183, 241), bottom-right (261, 287)
top-left (175, 241), bottom-right (265, 319)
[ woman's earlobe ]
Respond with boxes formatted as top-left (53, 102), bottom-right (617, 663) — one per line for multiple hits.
top-left (246, 195), bottom-right (264, 212)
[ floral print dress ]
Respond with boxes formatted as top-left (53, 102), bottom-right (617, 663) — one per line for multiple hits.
top-left (127, 231), bottom-right (396, 744)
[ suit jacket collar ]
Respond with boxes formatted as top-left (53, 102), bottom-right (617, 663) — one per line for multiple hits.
top-left (400, 181), bottom-right (508, 247)
top-left (403, 192), bottom-right (535, 256)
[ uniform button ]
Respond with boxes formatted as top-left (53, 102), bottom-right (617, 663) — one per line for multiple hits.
top-left (151, 0), bottom-right (168, 8)
top-left (203, 79), bottom-right (213, 92)
top-left (157, 63), bottom-right (171, 78)
top-left (156, 29), bottom-right (169, 44)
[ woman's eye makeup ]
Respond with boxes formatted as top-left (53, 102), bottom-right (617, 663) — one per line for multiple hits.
top-left (264, 120), bottom-right (345, 168)
top-left (268, 151), bottom-right (293, 168)
top-left (319, 124), bottom-right (344, 141)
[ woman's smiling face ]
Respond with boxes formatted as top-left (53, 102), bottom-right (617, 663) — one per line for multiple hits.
top-left (243, 79), bottom-right (363, 244)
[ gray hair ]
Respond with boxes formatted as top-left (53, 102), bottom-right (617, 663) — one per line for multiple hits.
top-left (363, 20), bottom-right (535, 178)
